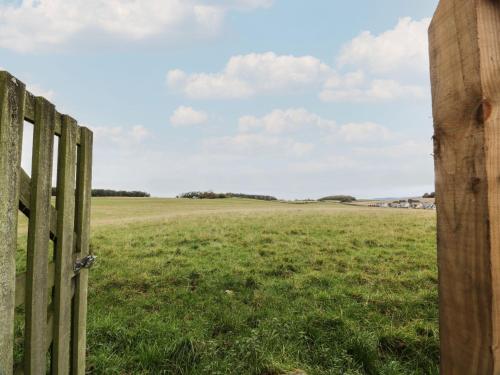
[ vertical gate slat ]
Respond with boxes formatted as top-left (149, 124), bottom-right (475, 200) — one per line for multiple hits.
top-left (25, 97), bottom-right (55, 374)
top-left (0, 72), bottom-right (25, 375)
top-left (72, 127), bottom-right (92, 375)
top-left (52, 116), bottom-right (77, 375)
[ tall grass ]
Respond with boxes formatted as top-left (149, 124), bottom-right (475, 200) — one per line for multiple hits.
top-left (76, 200), bottom-right (438, 374)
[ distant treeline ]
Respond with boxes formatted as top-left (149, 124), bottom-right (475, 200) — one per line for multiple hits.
top-left (318, 195), bottom-right (356, 203)
top-left (92, 189), bottom-right (150, 197)
top-left (178, 191), bottom-right (277, 201)
top-left (422, 192), bottom-right (435, 198)
top-left (51, 188), bottom-right (150, 197)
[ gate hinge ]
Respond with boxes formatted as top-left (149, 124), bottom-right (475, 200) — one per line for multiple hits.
top-left (74, 255), bottom-right (97, 273)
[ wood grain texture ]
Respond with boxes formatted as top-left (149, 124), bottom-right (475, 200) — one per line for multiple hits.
top-left (24, 96), bottom-right (55, 375)
top-left (429, 0), bottom-right (500, 373)
top-left (52, 116), bottom-right (77, 375)
top-left (0, 71), bottom-right (25, 375)
top-left (72, 127), bottom-right (92, 375)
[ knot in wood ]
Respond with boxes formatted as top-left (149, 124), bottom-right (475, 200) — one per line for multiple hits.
top-left (476, 99), bottom-right (492, 125)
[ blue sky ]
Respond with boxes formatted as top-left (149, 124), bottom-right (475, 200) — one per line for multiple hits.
top-left (0, 0), bottom-right (439, 199)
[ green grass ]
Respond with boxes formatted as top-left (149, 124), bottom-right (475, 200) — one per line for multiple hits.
top-left (16, 198), bottom-right (439, 374)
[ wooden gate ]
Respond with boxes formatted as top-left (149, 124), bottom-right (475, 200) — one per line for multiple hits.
top-left (0, 71), bottom-right (93, 375)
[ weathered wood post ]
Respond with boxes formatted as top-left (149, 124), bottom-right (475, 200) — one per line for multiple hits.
top-left (429, 0), bottom-right (500, 373)
top-left (0, 72), bottom-right (25, 374)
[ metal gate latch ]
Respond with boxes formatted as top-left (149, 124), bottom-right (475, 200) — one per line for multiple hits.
top-left (74, 255), bottom-right (97, 273)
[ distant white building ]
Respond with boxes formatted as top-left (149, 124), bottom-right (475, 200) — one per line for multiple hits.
top-left (374, 199), bottom-right (436, 210)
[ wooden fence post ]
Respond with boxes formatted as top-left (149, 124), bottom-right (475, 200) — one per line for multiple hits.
top-left (429, 1), bottom-right (500, 373)
top-left (0, 72), bottom-right (25, 375)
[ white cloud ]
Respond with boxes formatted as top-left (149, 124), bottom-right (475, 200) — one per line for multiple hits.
top-left (323, 70), bottom-right (365, 90)
top-left (167, 52), bottom-right (332, 99)
top-left (167, 46), bottom-right (427, 102)
top-left (204, 133), bottom-right (314, 157)
top-left (202, 108), bottom-right (399, 165)
top-left (338, 17), bottom-right (431, 74)
top-left (238, 108), bottom-right (395, 145)
top-left (239, 108), bottom-right (336, 134)
top-left (288, 156), bottom-right (358, 174)
top-left (167, 70), bottom-right (254, 99)
top-left (129, 125), bottom-right (150, 142)
top-left (225, 53), bottom-right (330, 89)
top-left (170, 106), bottom-right (208, 126)
top-left (234, 0), bottom-right (273, 8)
top-left (314, 17), bottom-right (431, 103)
top-left (338, 122), bottom-right (394, 143)
top-left (354, 140), bottom-right (432, 158)
top-left (0, 0), bottom-right (272, 52)
top-left (320, 78), bottom-right (426, 102)
top-left (214, 0), bottom-right (274, 10)
top-left (204, 108), bottom-right (327, 157)
top-left (91, 125), bottom-right (150, 145)
top-left (166, 69), bottom-right (188, 88)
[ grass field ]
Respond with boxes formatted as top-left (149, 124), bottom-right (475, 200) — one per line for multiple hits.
top-left (16, 198), bottom-right (438, 374)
